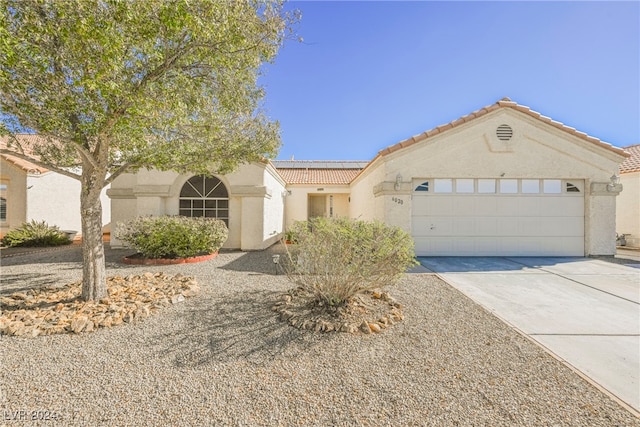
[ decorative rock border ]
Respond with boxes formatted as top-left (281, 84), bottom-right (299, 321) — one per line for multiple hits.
top-left (122, 252), bottom-right (218, 265)
top-left (273, 289), bottom-right (404, 334)
top-left (0, 273), bottom-right (200, 337)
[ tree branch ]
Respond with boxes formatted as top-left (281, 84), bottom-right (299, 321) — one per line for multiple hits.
top-left (104, 161), bottom-right (133, 186)
top-left (0, 149), bottom-right (81, 181)
top-left (73, 143), bottom-right (100, 170)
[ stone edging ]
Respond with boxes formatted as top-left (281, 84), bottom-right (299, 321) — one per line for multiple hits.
top-left (122, 252), bottom-right (218, 265)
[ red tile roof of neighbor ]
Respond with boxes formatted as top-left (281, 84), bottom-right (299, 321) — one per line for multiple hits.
top-left (0, 135), bottom-right (50, 174)
top-left (374, 98), bottom-right (629, 160)
top-left (272, 160), bottom-right (367, 185)
top-left (620, 144), bottom-right (640, 174)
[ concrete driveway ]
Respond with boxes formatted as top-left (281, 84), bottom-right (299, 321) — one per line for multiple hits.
top-left (418, 256), bottom-right (640, 413)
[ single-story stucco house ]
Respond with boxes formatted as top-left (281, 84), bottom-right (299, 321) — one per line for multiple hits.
top-left (616, 144), bottom-right (640, 248)
top-left (109, 98), bottom-right (629, 257)
top-left (0, 136), bottom-right (110, 238)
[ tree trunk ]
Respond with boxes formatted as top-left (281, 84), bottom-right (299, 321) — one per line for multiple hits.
top-left (80, 168), bottom-right (107, 301)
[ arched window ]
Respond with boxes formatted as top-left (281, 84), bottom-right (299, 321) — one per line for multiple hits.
top-left (179, 175), bottom-right (229, 225)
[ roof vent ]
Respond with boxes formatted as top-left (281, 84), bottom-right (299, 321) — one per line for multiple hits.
top-left (496, 124), bottom-right (513, 141)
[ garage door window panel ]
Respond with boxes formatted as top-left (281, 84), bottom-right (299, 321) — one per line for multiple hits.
top-left (522, 180), bottom-right (540, 194)
top-left (543, 179), bottom-right (562, 194)
top-left (455, 179), bottom-right (474, 193)
top-left (499, 179), bottom-right (518, 193)
top-left (478, 179), bottom-right (496, 193)
top-left (434, 179), bottom-right (453, 193)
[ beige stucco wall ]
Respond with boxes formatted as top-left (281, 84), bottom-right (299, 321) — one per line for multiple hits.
top-left (0, 159), bottom-right (27, 237)
top-left (283, 184), bottom-right (351, 228)
top-left (617, 171), bottom-right (640, 247)
top-left (108, 162), bottom-right (285, 251)
top-left (26, 171), bottom-right (110, 233)
top-left (0, 160), bottom-right (110, 237)
top-left (350, 158), bottom-right (386, 223)
top-left (350, 109), bottom-right (626, 255)
top-left (263, 165), bottom-right (287, 242)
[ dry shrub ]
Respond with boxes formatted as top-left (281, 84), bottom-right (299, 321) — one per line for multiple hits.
top-left (283, 217), bottom-right (417, 307)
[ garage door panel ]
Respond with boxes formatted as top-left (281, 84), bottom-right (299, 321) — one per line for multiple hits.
top-left (454, 218), bottom-right (476, 235)
top-left (476, 238), bottom-right (499, 253)
top-left (538, 197), bottom-right (583, 217)
top-left (497, 218), bottom-right (520, 236)
top-left (517, 218), bottom-right (545, 236)
top-left (412, 197), bottom-right (430, 212)
top-left (412, 217), bottom-right (452, 236)
top-left (544, 217), bottom-right (583, 236)
top-left (517, 217), bottom-right (582, 237)
top-left (475, 198), bottom-right (498, 216)
top-left (496, 198), bottom-right (520, 216)
top-left (453, 198), bottom-right (476, 216)
top-left (474, 218), bottom-right (498, 235)
top-left (412, 179), bottom-right (584, 256)
top-left (517, 198), bottom-right (542, 216)
top-left (428, 198), bottom-right (454, 216)
top-left (414, 216), bottom-right (583, 238)
top-left (414, 237), bottom-right (584, 256)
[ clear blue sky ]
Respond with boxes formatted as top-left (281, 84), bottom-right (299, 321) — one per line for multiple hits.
top-left (260, 1), bottom-right (640, 161)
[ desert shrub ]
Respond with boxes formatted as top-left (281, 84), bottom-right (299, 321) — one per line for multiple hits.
top-left (115, 216), bottom-right (228, 259)
top-left (283, 220), bottom-right (308, 244)
top-left (1, 220), bottom-right (72, 247)
top-left (283, 217), bottom-right (417, 306)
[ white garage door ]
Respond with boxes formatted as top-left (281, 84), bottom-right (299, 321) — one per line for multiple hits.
top-left (412, 178), bottom-right (584, 256)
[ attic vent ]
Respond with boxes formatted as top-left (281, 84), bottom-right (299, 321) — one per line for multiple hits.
top-left (496, 124), bottom-right (513, 141)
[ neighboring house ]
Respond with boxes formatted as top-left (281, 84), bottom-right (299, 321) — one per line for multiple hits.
top-left (617, 144), bottom-right (640, 248)
top-left (109, 98), bottom-right (628, 256)
top-left (0, 136), bottom-right (110, 238)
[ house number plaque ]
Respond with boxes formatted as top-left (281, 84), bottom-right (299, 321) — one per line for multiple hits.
top-left (391, 197), bottom-right (404, 205)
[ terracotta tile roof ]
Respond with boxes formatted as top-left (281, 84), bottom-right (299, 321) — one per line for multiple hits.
top-left (375, 98), bottom-right (629, 160)
top-left (620, 144), bottom-right (640, 174)
top-left (272, 160), bottom-right (366, 184)
top-left (0, 135), bottom-right (49, 174)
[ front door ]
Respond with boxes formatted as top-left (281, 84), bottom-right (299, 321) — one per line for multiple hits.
top-left (308, 195), bottom-right (326, 219)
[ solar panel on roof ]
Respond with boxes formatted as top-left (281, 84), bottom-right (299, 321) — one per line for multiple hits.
top-left (271, 160), bottom-right (368, 169)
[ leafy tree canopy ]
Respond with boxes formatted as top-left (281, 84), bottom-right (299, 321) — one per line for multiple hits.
top-left (0, 0), bottom-right (296, 182)
top-left (0, 0), bottom-right (297, 301)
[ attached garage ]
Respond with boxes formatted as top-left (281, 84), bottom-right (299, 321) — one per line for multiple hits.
top-left (411, 178), bottom-right (584, 256)
top-left (349, 98), bottom-right (628, 257)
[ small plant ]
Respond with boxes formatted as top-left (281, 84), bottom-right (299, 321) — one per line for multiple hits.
top-left (1, 220), bottom-right (72, 247)
top-left (283, 217), bottom-right (417, 307)
top-left (283, 221), bottom-right (307, 244)
top-left (115, 216), bottom-right (228, 259)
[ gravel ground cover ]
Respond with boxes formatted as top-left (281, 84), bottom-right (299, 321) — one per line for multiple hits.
top-left (1, 245), bottom-right (639, 426)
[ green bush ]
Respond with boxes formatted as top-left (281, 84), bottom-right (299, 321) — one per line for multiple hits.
top-left (1, 220), bottom-right (72, 247)
top-left (283, 220), bottom-right (308, 244)
top-left (115, 216), bottom-right (228, 259)
top-left (283, 217), bottom-right (417, 306)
